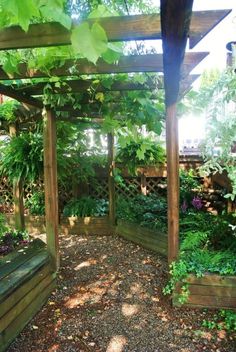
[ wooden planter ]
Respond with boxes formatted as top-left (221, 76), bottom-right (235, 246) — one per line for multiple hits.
top-left (116, 220), bottom-right (167, 256)
top-left (60, 216), bottom-right (113, 235)
top-left (5, 215), bottom-right (114, 236)
top-left (0, 239), bottom-right (56, 352)
top-left (173, 274), bottom-right (236, 309)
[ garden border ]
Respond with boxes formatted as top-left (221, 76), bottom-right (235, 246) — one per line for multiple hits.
top-left (116, 219), bottom-right (167, 256)
top-left (173, 274), bottom-right (236, 309)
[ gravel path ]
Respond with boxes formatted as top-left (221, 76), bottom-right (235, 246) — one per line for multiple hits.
top-left (8, 234), bottom-right (236, 352)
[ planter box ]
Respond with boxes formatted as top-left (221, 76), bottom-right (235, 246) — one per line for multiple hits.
top-left (116, 220), bottom-right (167, 256)
top-left (173, 274), bottom-right (236, 309)
top-left (60, 216), bottom-right (114, 235)
top-left (0, 239), bottom-right (56, 352)
top-left (5, 215), bottom-right (114, 236)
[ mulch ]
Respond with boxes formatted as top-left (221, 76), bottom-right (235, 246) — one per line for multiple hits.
top-left (7, 233), bottom-right (236, 352)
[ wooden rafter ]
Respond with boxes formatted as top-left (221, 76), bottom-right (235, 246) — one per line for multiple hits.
top-left (0, 83), bottom-right (43, 108)
top-left (13, 74), bottom-right (199, 96)
top-left (0, 10), bottom-right (230, 50)
top-left (0, 53), bottom-right (208, 80)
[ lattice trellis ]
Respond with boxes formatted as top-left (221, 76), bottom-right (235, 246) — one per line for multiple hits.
top-left (0, 177), bottom-right (13, 211)
top-left (24, 179), bottom-right (44, 202)
top-left (146, 177), bottom-right (167, 194)
top-left (89, 178), bottom-right (109, 199)
top-left (115, 177), bottom-right (141, 198)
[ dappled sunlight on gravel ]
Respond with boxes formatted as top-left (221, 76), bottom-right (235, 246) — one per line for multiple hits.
top-left (7, 233), bottom-right (236, 352)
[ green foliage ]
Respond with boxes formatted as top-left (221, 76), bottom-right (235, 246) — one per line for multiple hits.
top-left (0, 132), bottom-right (43, 182)
top-left (116, 135), bottom-right (165, 175)
top-left (71, 22), bottom-right (108, 64)
top-left (202, 310), bottom-right (236, 332)
top-left (0, 228), bottom-right (29, 255)
top-left (179, 169), bottom-right (201, 204)
top-left (116, 194), bottom-right (167, 232)
top-left (0, 100), bottom-right (20, 121)
top-left (0, 213), bottom-right (8, 236)
top-left (25, 191), bottom-right (45, 215)
top-left (63, 197), bottom-right (108, 217)
top-left (0, 0), bottom-right (71, 32)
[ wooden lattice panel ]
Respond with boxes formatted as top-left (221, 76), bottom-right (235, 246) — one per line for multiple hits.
top-left (24, 179), bottom-right (44, 202)
top-left (89, 178), bottom-right (109, 199)
top-left (146, 177), bottom-right (166, 194)
top-left (0, 177), bottom-right (13, 210)
top-left (115, 177), bottom-right (141, 198)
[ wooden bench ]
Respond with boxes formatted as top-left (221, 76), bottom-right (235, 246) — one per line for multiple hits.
top-left (0, 239), bottom-right (56, 352)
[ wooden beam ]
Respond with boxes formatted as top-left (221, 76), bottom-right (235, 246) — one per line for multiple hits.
top-left (0, 53), bottom-right (208, 80)
top-left (9, 124), bottom-right (25, 231)
top-left (108, 133), bottom-right (116, 226)
top-left (0, 11), bottom-right (230, 50)
top-left (14, 75), bottom-right (199, 96)
top-left (165, 105), bottom-right (180, 263)
top-left (189, 9), bottom-right (232, 49)
top-left (0, 83), bottom-right (43, 108)
top-left (14, 80), bottom-right (156, 96)
top-left (43, 109), bottom-right (59, 270)
top-left (161, 0), bottom-right (193, 263)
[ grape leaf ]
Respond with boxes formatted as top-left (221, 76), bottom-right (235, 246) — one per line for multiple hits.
top-left (71, 22), bottom-right (108, 64)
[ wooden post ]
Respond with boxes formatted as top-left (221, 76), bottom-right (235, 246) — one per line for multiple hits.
top-left (141, 173), bottom-right (147, 195)
top-left (108, 133), bottom-right (116, 226)
top-left (43, 108), bottom-right (59, 270)
top-left (9, 124), bottom-right (25, 231)
top-left (166, 104), bottom-right (179, 263)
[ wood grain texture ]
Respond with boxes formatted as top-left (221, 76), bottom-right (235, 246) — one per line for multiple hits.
top-left (0, 11), bottom-right (230, 50)
top-left (0, 53), bottom-right (208, 80)
top-left (0, 280), bottom-right (55, 352)
top-left (0, 263), bottom-right (52, 319)
top-left (0, 251), bottom-right (50, 304)
top-left (173, 274), bottom-right (236, 309)
top-left (166, 104), bottom-right (179, 263)
top-left (43, 109), bottom-right (59, 270)
top-left (108, 133), bottom-right (116, 226)
top-left (116, 220), bottom-right (167, 256)
top-left (13, 75), bottom-right (199, 97)
top-left (0, 239), bottom-right (45, 280)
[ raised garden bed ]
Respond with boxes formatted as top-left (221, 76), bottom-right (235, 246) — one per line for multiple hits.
top-left (5, 215), bottom-right (113, 236)
top-left (0, 238), bottom-right (56, 352)
top-left (173, 274), bottom-right (236, 309)
top-left (116, 219), bottom-right (167, 256)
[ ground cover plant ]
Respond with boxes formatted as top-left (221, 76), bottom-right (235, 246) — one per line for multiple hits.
top-left (0, 213), bottom-right (29, 256)
top-left (63, 197), bottom-right (108, 217)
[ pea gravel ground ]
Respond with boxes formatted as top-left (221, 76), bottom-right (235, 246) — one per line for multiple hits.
top-left (8, 233), bottom-right (236, 352)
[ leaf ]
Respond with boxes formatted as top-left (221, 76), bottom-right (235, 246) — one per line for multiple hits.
top-left (102, 43), bottom-right (123, 64)
top-left (71, 22), bottom-right (108, 64)
top-left (88, 5), bottom-right (118, 18)
top-left (4, 0), bottom-right (40, 31)
top-left (95, 92), bottom-right (104, 103)
top-left (39, 3), bottom-right (71, 30)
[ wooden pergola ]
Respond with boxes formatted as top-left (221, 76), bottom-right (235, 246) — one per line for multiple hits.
top-left (0, 2), bottom-right (231, 269)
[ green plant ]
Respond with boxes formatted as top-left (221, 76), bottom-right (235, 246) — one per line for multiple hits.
top-left (203, 309), bottom-right (236, 332)
top-left (116, 136), bottom-right (165, 175)
top-left (25, 191), bottom-right (45, 215)
top-left (179, 169), bottom-right (201, 206)
top-left (0, 213), bottom-right (8, 237)
top-left (116, 194), bottom-right (167, 232)
top-left (0, 132), bottom-right (43, 182)
top-left (63, 197), bottom-right (108, 217)
top-left (0, 229), bottom-right (29, 255)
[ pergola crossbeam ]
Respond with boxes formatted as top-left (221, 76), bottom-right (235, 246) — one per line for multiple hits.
top-left (0, 10), bottom-right (230, 50)
top-left (0, 53), bottom-right (208, 80)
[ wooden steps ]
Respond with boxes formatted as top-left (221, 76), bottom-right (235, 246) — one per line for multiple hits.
top-left (0, 239), bottom-right (56, 352)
